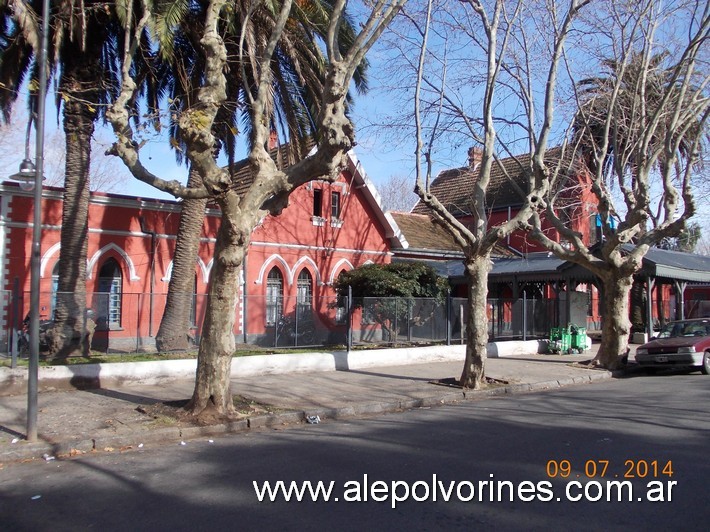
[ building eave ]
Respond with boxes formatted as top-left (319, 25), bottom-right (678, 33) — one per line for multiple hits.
top-left (345, 150), bottom-right (407, 249)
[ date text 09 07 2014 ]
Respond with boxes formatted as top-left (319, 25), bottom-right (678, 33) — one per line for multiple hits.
top-left (546, 459), bottom-right (673, 479)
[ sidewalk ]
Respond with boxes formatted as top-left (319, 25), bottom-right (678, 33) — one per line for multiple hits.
top-left (0, 348), bottom-right (613, 463)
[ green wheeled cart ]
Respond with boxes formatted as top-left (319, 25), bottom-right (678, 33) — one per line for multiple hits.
top-left (549, 324), bottom-right (587, 354)
top-left (569, 324), bottom-right (587, 354)
top-left (549, 326), bottom-right (571, 354)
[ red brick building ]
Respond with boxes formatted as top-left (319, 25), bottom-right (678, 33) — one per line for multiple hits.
top-left (385, 147), bottom-right (602, 334)
top-left (0, 150), bottom-right (402, 351)
top-left (6, 144), bottom-right (701, 351)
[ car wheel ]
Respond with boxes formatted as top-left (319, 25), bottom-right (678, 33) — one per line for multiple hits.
top-left (702, 352), bottom-right (710, 375)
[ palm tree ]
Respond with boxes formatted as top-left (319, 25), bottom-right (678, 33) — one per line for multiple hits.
top-left (574, 52), bottom-right (700, 179)
top-left (571, 51), bottom-right (706, 366)
top-left (0, 1), bottom-right (153, 357)
top-left (153, 0), bottom-right (367, 351)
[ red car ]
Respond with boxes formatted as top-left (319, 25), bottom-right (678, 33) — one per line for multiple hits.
top-left (635, 318), bottom-right (710, 374)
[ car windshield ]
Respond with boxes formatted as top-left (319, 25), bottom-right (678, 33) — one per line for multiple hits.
top-left (656, 320), bottom-right (710, 338)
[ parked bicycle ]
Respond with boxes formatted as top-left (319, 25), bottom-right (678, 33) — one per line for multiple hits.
top-left (16, 315), bottom-right (52, 354)
top-left (275, 314), bottom-right (316, 346)
top-left (16, 309), bottom-right (96, 355)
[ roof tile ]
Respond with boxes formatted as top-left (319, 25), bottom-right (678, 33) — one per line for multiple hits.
top-left (412, 148), bottom-right (570, 215)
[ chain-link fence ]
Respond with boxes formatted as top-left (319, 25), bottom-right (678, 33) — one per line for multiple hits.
top-left (1, 288), bottom-right (705, 357)
top-left (353, 297), bottom-right (448, 345)
top-left (243, 295), bottom-right (346, 348)
top-left (448, 297), bottom-right (559, 344)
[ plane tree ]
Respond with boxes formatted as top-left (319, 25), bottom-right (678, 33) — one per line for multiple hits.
top-left (153, 0), bottom-right (368, 352)
top-left (403, 0), bottom-right (589, 388)
top-left (527, 0), bottom-right (709, 369)
top-left (105, 0), bottom-right (406, 418)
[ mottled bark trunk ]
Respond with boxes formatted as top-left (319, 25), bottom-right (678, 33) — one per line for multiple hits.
top-left (594, 272), bottom-right (633, 369)
top-left (460, 255), bottom-right (492, 389)
top-left (156, 166), bottom-right (208, 351)
top-left (49, 83), bottom-right (95, 359)
top-left (187, 199), bottom-right (245, 418)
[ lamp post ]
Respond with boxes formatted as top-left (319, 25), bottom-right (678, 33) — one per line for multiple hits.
top-left (8, 0), bottom-right (50, 443)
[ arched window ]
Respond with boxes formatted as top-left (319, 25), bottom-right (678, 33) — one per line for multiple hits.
top-left (265, 267), bottom-right (283, 326)
top-left (335, 270), bottom-right (348, 324)
top-left (297, 269), bottom-right (313, 320)
top-left (98, 258), bottom-right (122, 328)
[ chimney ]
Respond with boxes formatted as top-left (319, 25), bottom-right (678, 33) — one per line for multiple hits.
top-left (268, 130), bottom-right (279, 151)
top-left (468, 147), bottom-right (483, 169)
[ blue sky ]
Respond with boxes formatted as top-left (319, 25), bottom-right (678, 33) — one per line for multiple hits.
top-left (0, 88), bottom-right (416, 202)
top-left (2, 2), bottom-right (705, 244)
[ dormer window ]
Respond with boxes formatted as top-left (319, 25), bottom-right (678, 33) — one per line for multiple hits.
top-left (312, 189), bottom-right (325, 226)
top-left (313, 189), bottom-right (323, 217)
top-left (331, 191), bottom-right (341, 219)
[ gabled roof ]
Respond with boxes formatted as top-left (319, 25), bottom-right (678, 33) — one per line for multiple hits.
top-left (387, 212), bottom-right (463, 254)
top-left (411, 147), bottom-right (574, 216)
top-left (228, 141), bottom-right (313, 197)
top-left (385, 211), bottom-right (518, 259)
top-left (224, 140), bottom-right (405, 249)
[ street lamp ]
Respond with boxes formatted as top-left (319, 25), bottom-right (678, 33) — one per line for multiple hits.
top-left (10, 117), bottom-right (46, 191)
top-left (7, 0), bottom-right (50, 443)
top-left (9, 158), bottom-right (39, 191)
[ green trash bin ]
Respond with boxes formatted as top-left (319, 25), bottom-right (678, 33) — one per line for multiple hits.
top-left (570, 324), bottom-right (587, 353)
top-left (550, 324), bottom-right (586, 354)
top-left (549, 326), bottom-right (571, 354)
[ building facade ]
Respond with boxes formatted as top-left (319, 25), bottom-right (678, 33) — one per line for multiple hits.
top-left (0, 150), bottom-right (401, 352)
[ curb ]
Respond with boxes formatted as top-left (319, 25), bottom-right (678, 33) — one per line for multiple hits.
top-left (0, 369), bottom-right (612, 463)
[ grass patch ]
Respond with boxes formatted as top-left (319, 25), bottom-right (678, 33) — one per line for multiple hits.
top-left (54, 351), bottom-right (199, 365)
top-left (0, 341), bottom-right (444, 368)
top-left (1, 346), bottom-right (334, 367)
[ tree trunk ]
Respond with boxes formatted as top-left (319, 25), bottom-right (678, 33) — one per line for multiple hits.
top-left (48, 74), bottom-right (96, 359)
top-left (156, 165), bottom-right (208, 351)
top-left (460, 254), bottom-right (492, 389)
top-left (187, 199), bottom-right (246, 418)
top-left (594, 271), bottom-right (633, 369)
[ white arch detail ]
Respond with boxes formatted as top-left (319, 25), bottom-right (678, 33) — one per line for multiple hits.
top-left (255, 254), bottom-right (292, 285)
top-left (254, 255), bottom-right (326, 287)
top-left (292, 256), bottom-right (324, 286)
top-left (40, 242), bottom-right (62, 278)
top-left (328, 258), bottom-right (355, 285)
top-left (203, 258), bottom-right (214, 284)
top-left (87, 243), bottom-right (140, 281)
top-left (161, 262), bottom-right (173, 283)
top-left (161, 257), bottom-right (213, 284)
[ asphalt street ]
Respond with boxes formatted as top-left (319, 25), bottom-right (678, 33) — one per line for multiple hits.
top-left (1, 372), bottom-right (708, 531)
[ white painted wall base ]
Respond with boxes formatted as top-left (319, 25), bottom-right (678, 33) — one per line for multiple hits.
top-left (0, 340), bottom-right (546, 395)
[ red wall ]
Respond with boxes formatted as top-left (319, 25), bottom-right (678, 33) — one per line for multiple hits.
top-left (1, 158), bottom-right (391, 347)
top-left (244, 170), bottom-right (390, 338)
